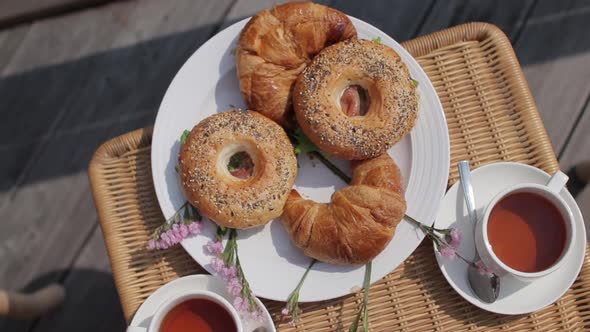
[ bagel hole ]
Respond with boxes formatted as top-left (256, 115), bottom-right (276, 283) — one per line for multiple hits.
top-left (227, 151), bottom-right (254, 179)
top-left (340, 85), bottom-right (370, 117)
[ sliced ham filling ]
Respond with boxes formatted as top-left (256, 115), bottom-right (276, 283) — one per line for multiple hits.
top-left (228, 151), bottom-right (254, 179)
top-left (340, 85), bottom-right (370, 117)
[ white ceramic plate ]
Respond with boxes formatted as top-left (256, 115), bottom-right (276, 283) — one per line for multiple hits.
top-left (129, 275), bottom-right (275, 331)
top-left (434, 162), bottom-right (586, 315)
top-left (151, 17), bottom-right (449, 302)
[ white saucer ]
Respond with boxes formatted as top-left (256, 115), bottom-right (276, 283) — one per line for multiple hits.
top-left (129, 275), bottom-right (276, 331)
top-left (434, 162), bottom-right (586, 315)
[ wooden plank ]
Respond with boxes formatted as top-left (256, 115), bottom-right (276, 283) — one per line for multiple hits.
top-left (576, 188), bottom-right (590, 240)
top-left (0, 61), bottom-right (97, 195)
top-left (2, 0), bottom-right (232, 76)
top-left (0, 111), bottom-right (153, 332)
top-left (0, 0), bottom-right (233, 296)
top-left (0, 24), bottom-right (30, 71)
top-left (223, 0), bottom-right (534, 49)
top-left (0, 1), bottom-right (136, 206)
top-left (224, 0), bottom-right (536, 43)
top-left (516, 0), bottom-right (590, 153)
top-left (559, 103), bottom-right (590, 170)
top-left (418, 0), bottom-right (536, 42)
top-left (414, 0), bottom-right (590, 177)
top-left (0, 1), bottom-right (234, 328)
top-left (223, 0), bottom-right (434, 42)
top-left (32, 226), bottom-right (127, 332)
top-left (0, 0), bottom-right (233, 205)
top-left (0, 113), bottom-right (152, 289)
top-left (558, 100), bottom-right (590, 235)
top-left (0, 0), bottom-right (108, 28)
top-left (222, 0), bottom-right (295, 29)
top-left (67, 226), bottom-right (111, 271)
top-left (0, 0), bottom-right (233, 194)
top-left (328, 0), bottom-right (435, 41)
top-left (56, 1), bottom-right (234, 131)
top-left (0, 25), bottom-right (33, 199)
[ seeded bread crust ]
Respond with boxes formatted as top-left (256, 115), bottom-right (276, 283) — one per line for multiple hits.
top-left (293, 39), bottom-right (419, 160)
top-left (179, 110), bottom-right (297, 229)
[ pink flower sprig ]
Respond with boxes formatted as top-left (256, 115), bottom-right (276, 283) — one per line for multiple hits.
top-left (475, 260), bottom-right (494, 277)
top-left (405, 215), bottom-right (497, 276)
top-left (281, 259), bottom-right (317, 327)
top-left (206, 227), bottom-right (262, 320)
top-left (147, 202), bottom-right (202, 250)
top-left (405, 214), bottom-right (463, 260)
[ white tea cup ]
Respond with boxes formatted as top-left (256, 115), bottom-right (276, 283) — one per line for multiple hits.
top-left (475, 171), bottom-right (575, 281)
top-left (126, 290), bottom-right (243, 332)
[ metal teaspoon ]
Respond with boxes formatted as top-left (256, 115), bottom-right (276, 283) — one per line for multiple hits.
top-left (458, 160), bottom-right (500, 303)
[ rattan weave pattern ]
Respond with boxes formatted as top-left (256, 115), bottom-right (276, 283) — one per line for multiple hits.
top-left (88, 23), bottom-right (588, 331)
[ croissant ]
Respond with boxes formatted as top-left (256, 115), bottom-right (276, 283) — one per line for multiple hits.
top-left (281, 154), bottom-right (407, 265)
top-left (236, 2), bottom-right (356, 126)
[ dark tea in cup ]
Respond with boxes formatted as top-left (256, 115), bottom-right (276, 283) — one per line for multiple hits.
top-left (160, 298), bottom-right (237, 332)
top-left (487, 192), bottom-right (567, 273)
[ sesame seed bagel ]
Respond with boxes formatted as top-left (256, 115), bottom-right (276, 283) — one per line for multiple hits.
top-left (293, 39), bottom-right (419, 160)
top-left (178, 110), bottom-right (298, 229)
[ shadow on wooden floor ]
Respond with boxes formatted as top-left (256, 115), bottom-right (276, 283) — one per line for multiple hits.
top-left (0, 21), bottom-right (221, 192)
top-left (0, 269), bottom-right (126, 331)
top-left (2, 6), bottom-right (590, 192)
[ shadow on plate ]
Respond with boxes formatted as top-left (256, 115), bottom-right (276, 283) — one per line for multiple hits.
top-left (214, 33), bottom-right (246, 114)
top-left (164, 140), bottom-right (181, 209)
top-left (269, 219), bottom-right (312, 268)
top-left (214, 67), bottom-right (246, 113)
top-left (235, 222), bottom-right (267, 240)
top-left (297, 154), bottom-right (351, 184)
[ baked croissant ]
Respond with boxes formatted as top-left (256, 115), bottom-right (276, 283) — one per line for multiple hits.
top-left (237, 2), bottom-right (356, 126)
top-left (281, 154), bottom-right (407, 265)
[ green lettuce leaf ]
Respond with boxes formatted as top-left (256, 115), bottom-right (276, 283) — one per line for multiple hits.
top-left (293, 129), bottom-right (319, 156)
top-left (227, 153), bottom-right (242, 171)
top-left (180, 129), bottom-right (190, 145)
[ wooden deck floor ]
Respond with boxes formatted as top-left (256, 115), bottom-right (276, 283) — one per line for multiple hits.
top-left (0, 0), bottom-right (588, 331)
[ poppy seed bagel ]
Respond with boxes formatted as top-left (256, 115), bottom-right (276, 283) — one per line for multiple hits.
top-left (178, 110), bottom-right (298, 229)
top-left (293, 39), bottom-right (419, 160)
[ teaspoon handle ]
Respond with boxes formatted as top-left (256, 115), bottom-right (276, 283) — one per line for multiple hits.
top-left (458, 161), bottom-right (477, 226)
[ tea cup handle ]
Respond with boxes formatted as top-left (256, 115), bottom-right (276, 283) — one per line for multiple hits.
top-left (546, 171), bottom-right (569, 194)
top-left (126, 326), bottom-right (147, 332)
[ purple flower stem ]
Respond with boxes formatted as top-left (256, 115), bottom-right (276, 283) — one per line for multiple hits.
top-left (308, 154), bottom-right (448, 240)
top-left (310, 151), bottom-right (352, 184)
top-left (167, 201), bottom-right (189, 225)
top-left (292, 259), bottom-right (317, 294)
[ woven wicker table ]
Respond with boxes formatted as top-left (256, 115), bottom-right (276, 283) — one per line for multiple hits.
top-left (88, 23), bottom-right (590, 331)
